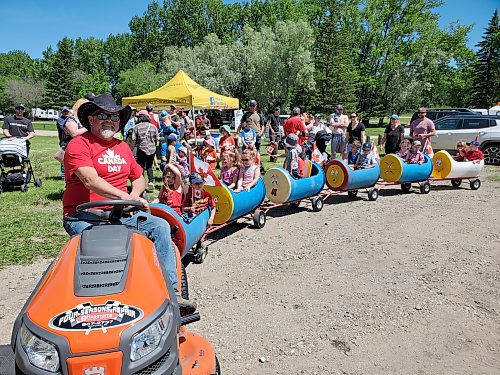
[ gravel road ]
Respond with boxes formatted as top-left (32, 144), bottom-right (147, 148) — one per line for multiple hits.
top-left (1, 167), bottom-right (499, 375)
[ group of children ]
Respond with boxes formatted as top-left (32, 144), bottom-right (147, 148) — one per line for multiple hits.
top-left (154, 128), bottom-right (262, 224)
top-left (454, 140), bottom-right (484, 163)
top-left (394, 138), bottom-right (484, 165)
top-left (153, 163), bottom-right (217, 225)
top-left (345, 141), bottom-right (377, 169)
top-left (396, 139), bottom-right (426, 164)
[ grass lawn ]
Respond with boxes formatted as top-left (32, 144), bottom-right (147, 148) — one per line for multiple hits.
top-left (0, 136), bottom-right (66, 266)
top-left (33, 121), bottom-right (58, 131)
top-left (0, 120), bottom-right (58, 132)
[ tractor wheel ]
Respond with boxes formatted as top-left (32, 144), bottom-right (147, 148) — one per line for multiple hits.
top-left (181, 264), bottom-right (189, 300)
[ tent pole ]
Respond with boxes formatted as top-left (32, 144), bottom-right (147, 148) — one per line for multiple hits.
top-left (191, 96), bottom-right (196, 139)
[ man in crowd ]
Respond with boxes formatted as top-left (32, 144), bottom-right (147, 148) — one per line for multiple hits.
top-left (283, 107), bottom-right (308, 146)
top-left (266, 106), bottom-right (283, 162)
top-left (2, 103), bottom-right (35, 144)
top-left (409, 106), bottom-right (436, 144)
top-left (62, 93), bottom-right (195, 315)
top-left (329, 104), bottom-right (349, 159)
top-left (146, 103), bottom-right (160, 128)
top-left (237, 100), bottom-right (265, 153)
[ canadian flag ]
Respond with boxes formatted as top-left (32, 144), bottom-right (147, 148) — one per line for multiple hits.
top-left (422, 138), bottom-right (434, 157)
top-left (371, 142), bottom-right (380, 162)
top-left (189, 151), bottom-right (222, 187)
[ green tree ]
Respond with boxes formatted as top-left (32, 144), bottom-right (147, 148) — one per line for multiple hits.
top-left (240, 21), bottom-right (315, 112)
top-left (104, 33), bottom-right (135, 93)
top-left (115, 61), bottom-right (168, 99)
top-left (44, 37), bottom-right (76, 107)
top-left (356, 0), bottom-right (449, 119)
top-left (469, 9), bottom-right (500, 108)
top-left (129, 1), bottom-right (168, 68)
top-left (161, 33), bottom-right (243, 97)
top-left (310, 0), bottom-right (361, 114)
top-left (0, 51), bottom-right (41, 112)
top-left (4, 78), bottom-right (46, 113)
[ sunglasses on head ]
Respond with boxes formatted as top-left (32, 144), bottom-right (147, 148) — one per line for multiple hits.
top-left (96, 112), bottom-right (120, 121)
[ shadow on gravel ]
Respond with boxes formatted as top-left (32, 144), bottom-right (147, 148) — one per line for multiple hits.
top-left (203, 204), bottom-right (308, 246)
top-left (0, 345), bottom-right (14, 375)
top-left (205, 221), bottom-right (249, 243)
top-left (263, 204), bottom-right (308, 218)
top-left (428, 185), bottom-right (469, 191)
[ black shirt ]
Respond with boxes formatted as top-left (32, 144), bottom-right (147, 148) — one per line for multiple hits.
top-left (3, 115), bottom-right (34, 137)
top-left (384, 124), bottom-right (404, 153)
top-left (346, 122), bottom-right (366, 143)
top-left (268, 113), bottom-right (282, 133)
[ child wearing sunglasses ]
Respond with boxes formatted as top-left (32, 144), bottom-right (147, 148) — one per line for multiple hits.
top-left (454, 141), bottom-right (467, 161)
top-left (235, 149), bottom-right (260, 192)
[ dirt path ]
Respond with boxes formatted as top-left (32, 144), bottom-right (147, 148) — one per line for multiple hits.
top-left (1, 168), bottom-right (499, 374)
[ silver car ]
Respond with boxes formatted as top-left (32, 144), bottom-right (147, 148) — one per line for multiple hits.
top-left (404, 115), bottom-right (500, 165)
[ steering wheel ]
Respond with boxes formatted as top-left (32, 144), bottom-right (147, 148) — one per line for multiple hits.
top-left (76, 200), bottom-right (145, 221)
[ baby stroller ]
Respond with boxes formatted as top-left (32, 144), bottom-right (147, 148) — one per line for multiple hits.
top-left (0, 137), bottom-right (42, 193)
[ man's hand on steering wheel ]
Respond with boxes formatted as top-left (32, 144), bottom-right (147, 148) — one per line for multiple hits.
top-left (129, 192), bottom-right (149, 211)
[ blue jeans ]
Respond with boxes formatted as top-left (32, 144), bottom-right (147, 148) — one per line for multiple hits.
top-left (63, 210), bottom-right (179, 295)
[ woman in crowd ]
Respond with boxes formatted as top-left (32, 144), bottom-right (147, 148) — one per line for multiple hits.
top-left (380, 114), bottom-right (404, 154)
top-left (345, 112), bottom-right (366, 156)
top-left (130, 109), bottom-right (159, 189)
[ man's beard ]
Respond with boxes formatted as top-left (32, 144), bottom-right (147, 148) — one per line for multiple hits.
top-left (100, 129), bottom-right (116, 139)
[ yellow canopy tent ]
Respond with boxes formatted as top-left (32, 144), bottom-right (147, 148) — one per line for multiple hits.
top-left (121, 70), bottom-right (239, 110)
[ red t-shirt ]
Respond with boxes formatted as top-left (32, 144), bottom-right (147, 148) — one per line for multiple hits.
top-left (466, 150), bottom-right (484, 161)
top-left (283, 116), bottom-right (307, 145)
top-left (219, 135), bottom-right (235, 155)
top-left (148, 113), bottom-right (159, 129)
top-left (182, 187), bottom-right (215, 213)
top-left (63, 132), bottom-right (143, 215)
top-left (202, 149), bottom-right (217, 170)
top-left (158, 188), bottom-right (182, 216)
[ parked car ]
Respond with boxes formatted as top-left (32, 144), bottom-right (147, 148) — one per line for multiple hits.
top-left (404, 114), bottom-right (500, 165)
top-left (409, 108), bottom-right (476, 124)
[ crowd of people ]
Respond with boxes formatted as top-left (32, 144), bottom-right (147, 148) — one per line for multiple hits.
top-left (0, 93), bottom-right (486, 317)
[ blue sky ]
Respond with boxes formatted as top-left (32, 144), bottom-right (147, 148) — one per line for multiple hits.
top-left (0, 0), bottom-right (497, 58)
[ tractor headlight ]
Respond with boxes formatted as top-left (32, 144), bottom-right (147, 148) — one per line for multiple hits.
top-left (19, 323), bottom-right (60, 372)
top-left (130, 304), bottom-right (173, 361)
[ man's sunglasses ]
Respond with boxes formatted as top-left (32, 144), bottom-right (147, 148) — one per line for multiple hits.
top-left (418, 112), bottom-right (426, 114)
top-left (242, 158), bottom-right (250, 161)
top-left (96, 112), bottom-right (120, 121)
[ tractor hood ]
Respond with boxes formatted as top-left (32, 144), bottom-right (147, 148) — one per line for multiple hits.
top-left (23, 226), bottom-right (171, 354)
